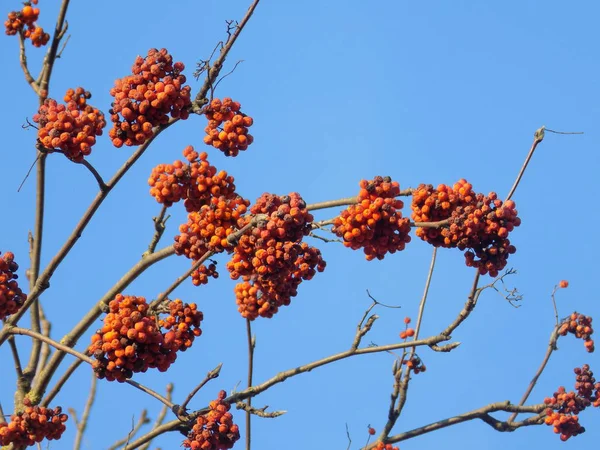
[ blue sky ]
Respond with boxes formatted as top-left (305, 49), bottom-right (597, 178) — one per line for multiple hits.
top-left (1, 0), bottom-right (599, 449)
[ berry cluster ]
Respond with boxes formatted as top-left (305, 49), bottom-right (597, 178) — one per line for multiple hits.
top-left (0, 251), bottom-right (27, 320)
top-left (374, 443), bottom-right (399, 450)
top-left (0, 398), bottom-right (68, 447)
top-left (89, 295), bottom-right (202, 382)
top-left (158, 299), bottom-right (203, 352)
top-left (227, 193), bottom-right (325, 319)
top-left (33, 87), bottom-right (107, 162)
top-left (333, 177), bottom-right (411, 261)
top-left (191, 262), bottom-right (219, 286)
top-left (108, 48), bottom-right (191, 147)
top-left (543, 365), bottom-right (600, 441)
top-left (403, 355), bottom-right (426, 375)
top-left (149, 146), bottom-right (238, 212)
top-left (4, 1), bottom-right (49, 47)
top-left (411, 181), bottom-right (521, 277)
top-left (183, 390), bottom-right (240, 450)
top-left (558, 312), bottom-right (594, 352)
top-left (175, 195), bottom-right (249, 260)
top-left (203, 98), bottom-right (254, 157)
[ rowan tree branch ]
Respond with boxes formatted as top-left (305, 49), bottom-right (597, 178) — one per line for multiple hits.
top-left (73, 373), bottom-right (97, 450)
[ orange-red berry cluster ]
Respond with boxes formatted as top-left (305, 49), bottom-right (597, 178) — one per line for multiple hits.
top-left (183, 390), bottom-right (240, 450)
top-left (543, 365), bottom-right (600, 441)
top-left (203, 98), bottom-right (254, 157)
top-left (191, 262), bottom-right (219, 286)
top-left (33, 87), bottom-right (106, 162)
top-left (403, 355), bottom-right (426, 374)
top-left (0, 398), bottom-right (68, 447)
top-left (109, 48), bottom-right (191, 147)
top-left (89, 295), bottom-right (202, 382)
top-left (374, 442), bottom-right (399, 450)
top-left (0, 251), bottom-right (26, 320)
top-left (158, 299), bottom-right (203, 352)
top-left (333, 176), bottom-right (411, 261)
top-left (175, 195), bottom-right (250, 259)
top-left (559, 312), bottom-right (594, 353)
top-left (149, 146), bottom-right (238, 212)
top-left (411, 180), bottom-right (521, 277)
top-left (228, 193), bottom-right (325, 319)
top-left (5, 2), bottom-right (49, 47)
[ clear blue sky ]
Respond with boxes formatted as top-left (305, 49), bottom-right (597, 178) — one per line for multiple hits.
top-left (1, 1), bottom-right (599, 449)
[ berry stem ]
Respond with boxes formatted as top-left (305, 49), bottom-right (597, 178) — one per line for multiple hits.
top-left (18, 31), bottom-right (38, 94)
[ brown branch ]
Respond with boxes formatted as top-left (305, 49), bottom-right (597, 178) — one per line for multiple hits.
top-left (35, 304), bottom-right (52, 379)
top-left (505, 126), bottom-right (545, 202)
top-left (73, 373), bottom-right (97, 450)
top-left (108, 410), bottom-right (150, 450)
top-left (236, 402), bottom-right (286, 418)
top-left (126, 379), bottom-right (174, 410)
top-left (42, 358), bottom-right (85, 407)
top-left (0, 120), bottom-right (177, 346)
top-left (38, 0), bottom-right (71, 95)
top-left (508, 322), bottom-right (561, 423)
top-left (79, 159), bottom-right (108, 191)
top-left (143, 205), bottom-right (169, 257)
top-left (18, 32), bottom-right (39, 94)
top-left (245, 319), bottom-right (255, 450)
top-left (177, 363), bottom-right (223, 416)
top-left (440, 272), bottom-right (481, 338)
top-left (138, 383), bottom-right (174, 450)
top-left (193, 0), bottom-right (261, 111)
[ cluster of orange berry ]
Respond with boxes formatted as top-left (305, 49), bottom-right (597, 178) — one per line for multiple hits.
top-left (182, 390), bottom-right (240, 450)
top-left (374, 442), bottom-right (399, 450)
top-left (558, 312), bottom-right (594, 352)
top-left (399, 316), bottom-right (415, 340)
top-left (191, 262), bottom-right (219, 286)
top-left (333, 177), bottom-right (412, 261)
top-left (158, 299), bottom-right (203, 352)
top-left (0, 398), bottom-right (68, 447)
top-left (203, 98), bottom-right (254, 157)
top-left (0, 251), bottom-right (26, 320)
top-left (108, 48), bottom-right (191, 147)
top-left (403, 355), bottom-right (426, 375)
top-left (175, 195), bottom-right (250, 260)
top-left (33, 87), bottom-right (106, 162)
top-left (149, 146), bottom-right (238, 212)
top-left (575, 365), bottom-right (600, 406)
top-left (4, 1), bottom-right (49, 47)
top-left (227, 193), bottom-right (325, 319)
top-left (411, 180), bottom-right (521, 277)
top-left (89, 295), bottom-right (202, 382)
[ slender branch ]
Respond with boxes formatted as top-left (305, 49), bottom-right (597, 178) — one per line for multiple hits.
top-left (143, 205), bottom-right (169, 256)
top-left (505, 126), bottom-right (545, 202)
top-left (73, 373), bottom-right (97, 450)
top-left (138, 384), bottom-right (173, 450)
top-left (236, 402), bottom-right (285, 418)
top-left (245, 319), bottom-right (255, 450)
top-left (364, 402), bottom-right (546, 449)
top-left (149, 250), bottom-right (214, 310)
top-left (441, 272), bottom-right (481, 338)
top-left (0, 402), bottom-right (5, 421)
top-left (126, 379), bottom-right (174, 410)
top-left (9, 327), bottom-right (94, 365)
top-left (42, 359), bottom-right (85, 407)
top-left (413, 248), bottom-right (437, 343)
top-left (107, 410), bottom-right (150, 450)
top-left (23, 151), bottom-right (47, 381)
top-left (18, 32), bottom-right (39, 93)
top-left (35, 304), bottom-right (52, 380)
top-left (38, 0), bottom-right (71, 95)
top-left (193, 0), bottom-right (261, 110)
top-left (177, 363), bottom-right (223, 416)
top-left (0, 121), bottom-right (177, 345)
top-left (79, 159), bottom-right (107, 191)
top-left (507, 323), bottom-right (561, 423)
top-left (8, 335), bottom-right (24, 381)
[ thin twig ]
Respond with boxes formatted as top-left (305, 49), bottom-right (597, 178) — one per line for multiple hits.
top-left (79, 159), bottom-right (108, 191)
top-left (245, 319), bottom-right (255, 450)
top-left (107, 410), bottom-right (150, 450)
top-left (505, 126), bottom-right (545, 202)
top-left (138, 384), bottom-right (174, 450)
top-left (56, 34), bottom-right (71, 58)
top-left (18, 32), bottom-right (39, 94)
top-left (8, 335), bottom-right (24, 380)
top-left (42, 358), bottom-right (85, 407)
top-left (177, 363), bottom-right (223, 416)
top-left (306, 189), bottom-right (413, 212)
top-left (73, 373), bottom-right (97, 450)
top-left (544, 128), bottom-right (583, 135)
top-left (38, 0), bottom-right (71, 95)
top-left (236, 402), bottom-right (285, 418)
top-left (144, 205), bottom-right (169, 256)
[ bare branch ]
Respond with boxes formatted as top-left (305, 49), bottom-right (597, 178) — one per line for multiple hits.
top-left (107, 410), bottom-right (150, 450)
top-left (505, 126), bottom-right (545, 202)
top-left (138, 384), bottom-right (174, 450)
top-left (235, 402), bottom-right (286, 418)
top-left (73, 373), bottom-right (97, 450)
top-left (177, 363), bottom-right (223, 417)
